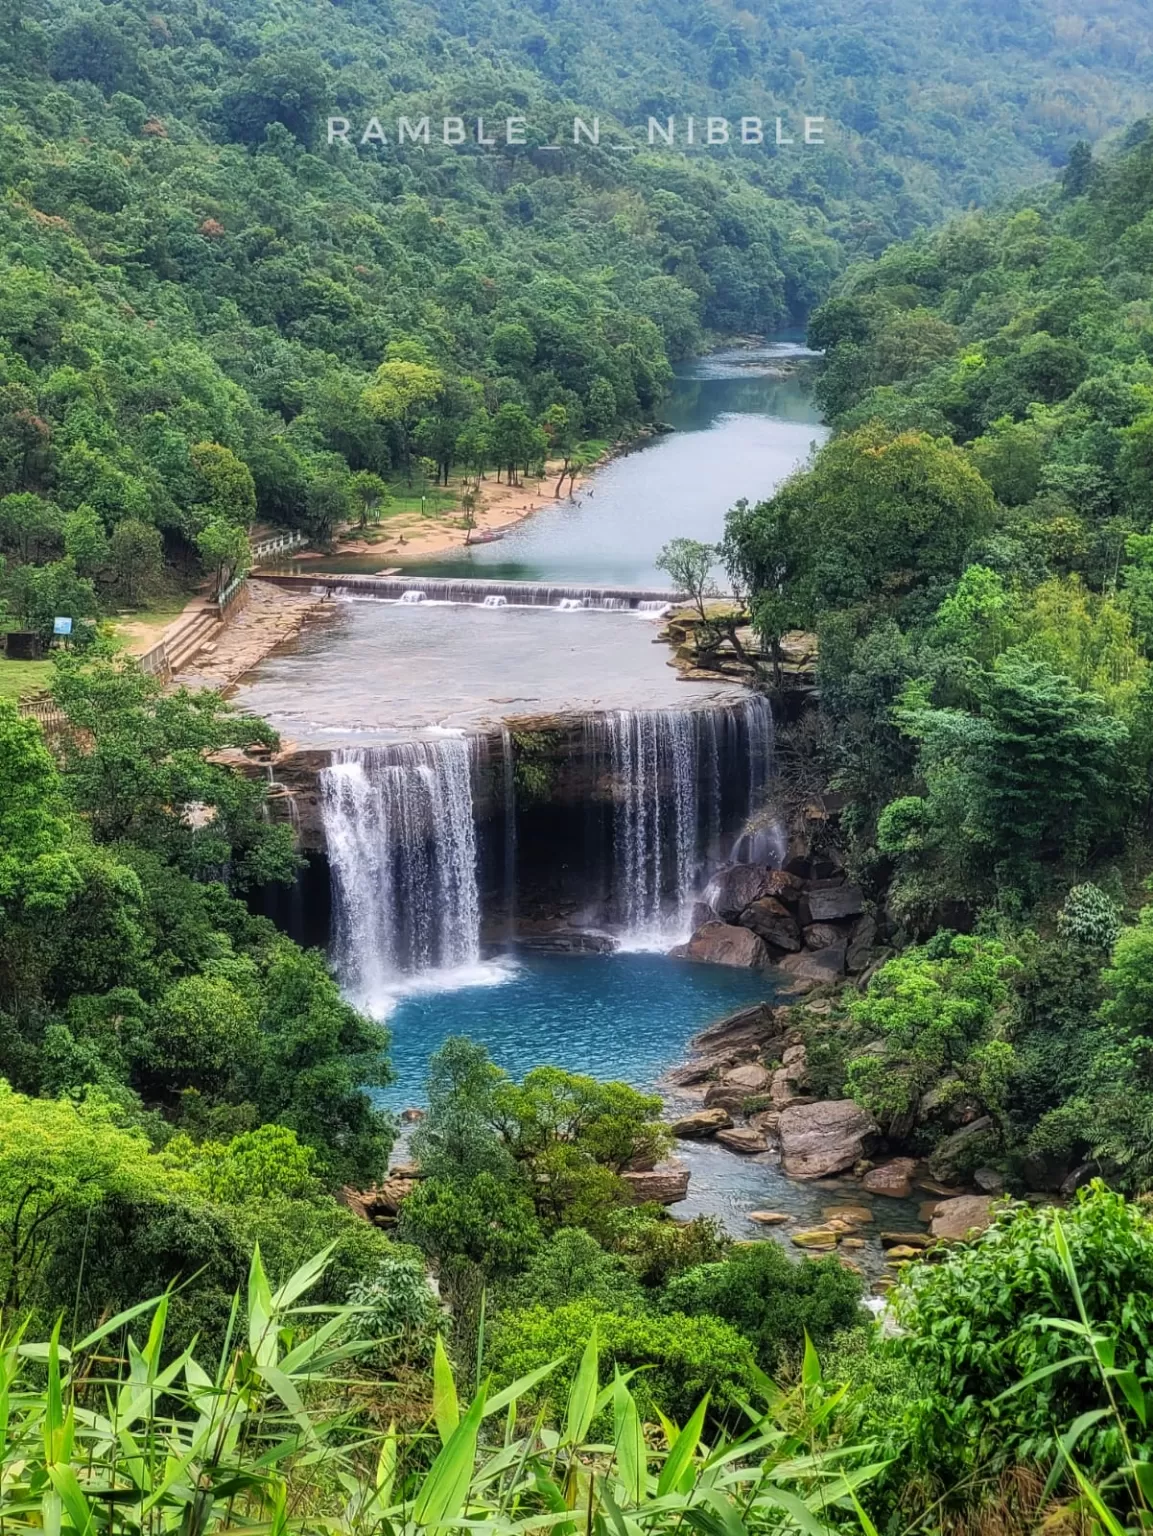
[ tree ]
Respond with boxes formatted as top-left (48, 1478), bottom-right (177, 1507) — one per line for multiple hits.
top-left (4, 558), bottom-right (98, 644)
top-left (362, 360), bottom-right (442, 482)
top-left (190, 443), bottom-right (256, 530)
top-left (726, 425), bottom-right (997, 682)
top-left (0, 493), bottom-right (62, 563)
top-left (845, 935), bottom-right (1019, 1131)
top-left (107, 518), bottom-right (163, 606)
top-left (488, 403), bottom-right (541, 486)
top-left (196, 519), bottom-right (250, 594)
top-left (0, 1083), bottom-right (154, 1312)
top-left (347, 471), bottom-right (389, 530)
top-left (656, 538), bottom-right (719, 622)
top-left (63, 504), bottom-right (108, 577)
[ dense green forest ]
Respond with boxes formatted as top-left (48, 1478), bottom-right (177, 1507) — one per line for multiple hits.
top-left (1, 0), bottom-right (1152, 630)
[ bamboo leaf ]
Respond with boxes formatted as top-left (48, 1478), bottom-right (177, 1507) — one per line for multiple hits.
top-left (433, 1334), bottom-right (460, 1447)
top-left (612, 1372), bottom-right (646, 1506)
top-left (657, 1395), bottom-right (708, 1497)
top-left (565, 1327), bottom-right (599, 1447)
top-left (414, 1383), bottom-right (486, 1527)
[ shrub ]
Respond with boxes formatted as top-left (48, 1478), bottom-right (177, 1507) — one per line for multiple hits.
top-left (487, 1298), bottom-right (759, 1423)
top-left (892, 1184), bottom-right (1153, 1483)
top-left (661, 1240), bottom-right (866, 1371)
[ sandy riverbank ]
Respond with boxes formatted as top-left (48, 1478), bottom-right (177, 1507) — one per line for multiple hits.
top-left (331, 459), bottom-right (590, 564)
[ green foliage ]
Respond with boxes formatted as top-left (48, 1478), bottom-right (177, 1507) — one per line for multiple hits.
top-left (846, 935), bottom-right (1019, 1131)
top-left (1058, 884), bottom-right (1123, 951)
top-left (506, 1226), bottom-right (647, 1313)
top-left (399, 1172), bottom-right (542, 1277)
top-left (891, 1186), bottom-right (1153, 1488)
top-left (660, 1241), bottom-right (866, 1373)
top-left (487, 1297), bottom-right (760, 1424)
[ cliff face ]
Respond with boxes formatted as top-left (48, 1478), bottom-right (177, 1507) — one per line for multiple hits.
top-left (259, 700), bottom-right (775, 944)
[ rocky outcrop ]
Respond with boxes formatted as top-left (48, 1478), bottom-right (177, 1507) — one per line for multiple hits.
top-left (807, 884), bottom-right (864, 922)
top-left (739, 898), bottom-right (802, 951)
top-left (929, 1194), bottom-right (995, 1240)
top-left (928, 1116), bottom-right (996, 1180)
top-left (722, 1061), bottom-right (773, 1094)
top-left (778, 1099), bottom-right (878, 1179)
top-left (622, 1161), bottom-right (690, 1205)
top-left (670, 921), bottom-right (770, 968)
top-left (672, 1107), bottom-right (732, 1138)
top-left (705, 864), bottom-right (771, 921)
top-left (861, 1157), bottom-right (918, 1198)
top-left (716, 1126), bottom-right (770, 1154)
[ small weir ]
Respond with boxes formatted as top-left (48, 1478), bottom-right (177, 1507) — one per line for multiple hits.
top-left (259, 571), bottom-right (688, 610)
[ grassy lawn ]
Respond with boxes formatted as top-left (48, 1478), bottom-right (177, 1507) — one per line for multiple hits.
top-left (0, 658), bottom-right (52, 702)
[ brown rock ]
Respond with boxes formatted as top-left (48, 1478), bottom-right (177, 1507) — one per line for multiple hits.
top-left (739, 898), bottom-right (802, 952)
top-left (803, 922), bottom-right (847, 951)
top-left (770, 1066), bottom-right (809, 1108)
top-left (748, 1210), bottom-right (791, 1225)
top-left (716, 1126), bottom-right (770, 1154)
top-left (703, 1083), bottom-right (748, 1112)
top-left (779, 1099), bottom-right (878, 1179)
top-left (706, 865), bottom-right (770, 922)
top-left (778, 947), bottom-right (846, 982)
top-left (886, 1245), bottom-right (923, 1262)
top-left (846, 915), bottom-right (878, 973)
top-left (671, 1107), bottom-right (732, 1139)
top-left (929, 1194), bottom-right (995, 1241)
top-left (748, 1109), bottom-right (781, 1137)
top-left (722, 1061), bottom-right (773, 1094)
top-left (791, 1228), bottom-right (840, 1249)
top-left (621, 1161), bottom-right (690, 1206)
top-left (692, 1002), bottom-right (781, 1053)
top-left (880, 1231), bottom-right (934, 1249)
top-left (823, 1204), bottom-right (874, 1225)
top-left (671, 922), bottom-right (770, 969)
top-left (807, 884), bottom-right (864, 922)
top-left (861, 1157), bottom-right (919, 1198)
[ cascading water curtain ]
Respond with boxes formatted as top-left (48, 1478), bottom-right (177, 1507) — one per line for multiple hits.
top-left (319, 739), bottom-right (481, 1010)
top-left (584, 698), bottom-right (778, 946)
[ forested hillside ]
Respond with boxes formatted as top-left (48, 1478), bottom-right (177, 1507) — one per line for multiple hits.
top-left (728, 119), bottom-right (1153, 1199)
top-left (1, 0), bottom-right (1151, 607)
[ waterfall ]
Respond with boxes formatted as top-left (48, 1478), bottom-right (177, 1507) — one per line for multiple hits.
top-left (583, 696), bottom-right (774, 947)
top-left (319, 738), bottom-right (481, 1009)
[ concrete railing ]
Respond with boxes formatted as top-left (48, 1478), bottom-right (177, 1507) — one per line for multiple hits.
top-left (251, 531), bottom-right (307, 564)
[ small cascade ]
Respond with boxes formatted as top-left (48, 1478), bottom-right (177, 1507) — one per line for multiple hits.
top-left (319, 738), bottom-right (481, 1009)
top-left (299, 573), bottom-right (685, 609)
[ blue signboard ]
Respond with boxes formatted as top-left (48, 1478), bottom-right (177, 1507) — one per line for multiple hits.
top-left (53, 616), bottom-right (73, 636)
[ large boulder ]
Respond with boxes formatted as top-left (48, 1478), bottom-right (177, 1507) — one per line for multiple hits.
top-left (716, 1126), bottom-right (769, 1155)
top-left (929, 1194), bottom-right (995, 1241)
top-left (778, 1099), bottom-right (878, 1179)
top-left (802, 922), bottom-right (847, 951)
top-left (621, 1161), bottom-right (690, 1205)
top-left (846, 915), bottom-right (878, 973)
top-left (740, 898), bottom-right (802, 952)
top-left (778, 947), bottom-right (846, 982)
top-left (722, 1061), bottom-right (773, 1094)
top-left (703, 1082), bottom-right (748, 1112)
top-left (861, 1157), bottom-right (918, 1198)
top-left (671, 922), bottom-right (770, 969)
top-left (671, 1107), bottom-right (732, 1139)
top-left (705, 865), bottom-right (769, 922)
top-left (807, 884), bottom-right (865, 922)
